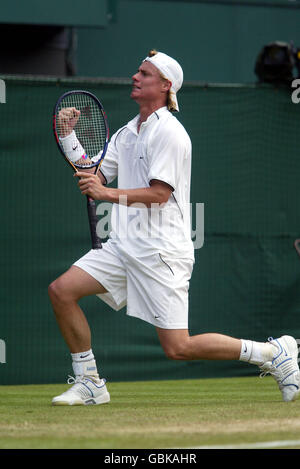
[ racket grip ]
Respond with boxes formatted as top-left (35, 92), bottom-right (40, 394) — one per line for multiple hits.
top-left (86, 197), bottom-right (102, 249)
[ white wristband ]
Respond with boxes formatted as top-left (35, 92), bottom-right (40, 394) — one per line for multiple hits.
top-left (60, 130), bottom-right (86, 163)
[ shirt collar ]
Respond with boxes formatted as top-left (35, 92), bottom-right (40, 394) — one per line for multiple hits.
top-left (127, 106), bottom-right (168, 135)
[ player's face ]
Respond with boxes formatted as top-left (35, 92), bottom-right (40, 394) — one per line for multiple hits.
top-left (131, 61), bottom-right (169, 104)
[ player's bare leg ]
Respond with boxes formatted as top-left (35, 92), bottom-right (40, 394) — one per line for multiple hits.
top-left (48, 265), bottom-right (107, 352)
top-left (48, 266), bottom-right (110, 405)
top-left (156, 328), bottom-right (241, 361)
top-left (156, 328), bottom-right (300, 402)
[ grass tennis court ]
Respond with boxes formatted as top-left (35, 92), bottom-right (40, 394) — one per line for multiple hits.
top-left (1, 376), bottom-right (300, 449)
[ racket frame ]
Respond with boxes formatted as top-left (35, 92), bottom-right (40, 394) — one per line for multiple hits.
top-left (53, 90), bottom-right (109, 249)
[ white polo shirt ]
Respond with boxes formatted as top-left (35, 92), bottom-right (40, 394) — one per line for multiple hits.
top-left (101, 106), bottom-right (194, 260)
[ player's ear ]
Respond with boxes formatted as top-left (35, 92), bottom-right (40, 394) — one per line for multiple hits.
top-left (160, 79), bottom-right (172, 96)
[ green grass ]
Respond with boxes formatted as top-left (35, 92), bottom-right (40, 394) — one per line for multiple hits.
top-left (0, 376), bottom-right (300, 449)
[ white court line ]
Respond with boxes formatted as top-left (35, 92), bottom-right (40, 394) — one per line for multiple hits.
top-left (181, 439), bottom-right (300, 449)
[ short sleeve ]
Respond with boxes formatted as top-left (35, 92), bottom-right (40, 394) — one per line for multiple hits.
top-left (100, 131), bottom-right (120, 185)
top-left (147, 125), bottom-right (190, 191)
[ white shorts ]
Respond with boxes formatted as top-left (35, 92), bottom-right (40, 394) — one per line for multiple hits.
top-left (73, 239), bottom-right (194, 329)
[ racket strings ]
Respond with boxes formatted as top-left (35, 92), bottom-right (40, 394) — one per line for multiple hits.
top-left (56, 93), bottom-right (107, 166)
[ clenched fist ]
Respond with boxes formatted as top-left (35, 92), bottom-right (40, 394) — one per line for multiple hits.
top-left (58, 107), bottom-right (80, 137)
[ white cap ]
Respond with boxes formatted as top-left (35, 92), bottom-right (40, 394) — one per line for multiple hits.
top-left (143, 51), bottom-right (183, 112)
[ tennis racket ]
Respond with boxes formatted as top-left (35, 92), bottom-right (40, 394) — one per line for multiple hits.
top-left (53, 90), bottom-right (109, 249)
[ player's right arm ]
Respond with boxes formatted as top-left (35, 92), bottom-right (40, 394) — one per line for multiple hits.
top-left (58, 107), bottom-right (93, 167)
top-left (58, 107), bottom-right (117, 186)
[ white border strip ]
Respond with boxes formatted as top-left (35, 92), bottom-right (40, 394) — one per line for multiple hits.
top-left (183, 439), bottom-right (300, 449)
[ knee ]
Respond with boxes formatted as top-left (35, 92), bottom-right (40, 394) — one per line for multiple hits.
top-left (162, 342), bottom-right (189, 361)
top-left (48, 277), bottom-right (74, 306)
top-left (48, 279), bottom-right (62, 304)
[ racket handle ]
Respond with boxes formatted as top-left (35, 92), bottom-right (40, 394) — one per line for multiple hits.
top-left (86, 197), bottom-right (102, 249)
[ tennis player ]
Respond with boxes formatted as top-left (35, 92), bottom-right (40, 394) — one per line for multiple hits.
top-left (49, 50), bottom-right (300, 405)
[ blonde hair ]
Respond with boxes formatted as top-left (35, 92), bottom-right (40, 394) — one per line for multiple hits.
top-left (147, 49), bottom-right (177, 112)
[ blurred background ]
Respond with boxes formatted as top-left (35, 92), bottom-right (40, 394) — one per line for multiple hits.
top-left (1, 0), bottom-right (300, 82)
top-left (1, 0), bottom-right (300, 385)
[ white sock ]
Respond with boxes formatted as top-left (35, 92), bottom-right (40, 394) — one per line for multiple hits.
top-left (71, 349), bottom-right (100, 380)
top-left (239, 339), bottom-right (276, 366)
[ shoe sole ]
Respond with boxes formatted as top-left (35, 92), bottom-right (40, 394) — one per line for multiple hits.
top-left (290, 389), bottom-right (300, 402)
top-left (52, 392), bottom-right (110, 406)
top-left (276, 336), bottom-right (300, 402)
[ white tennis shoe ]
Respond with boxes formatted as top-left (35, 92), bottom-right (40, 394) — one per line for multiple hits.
top-left (52, 376), bottom-right (110, 406)
top-left (260, 335), bottom-right (300, 402)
